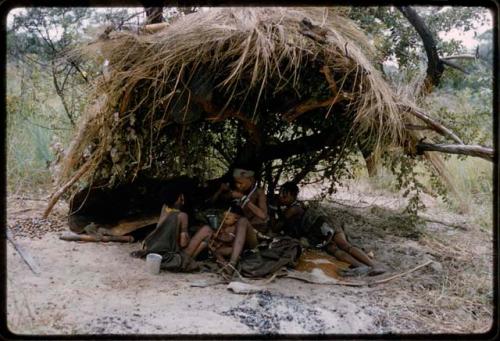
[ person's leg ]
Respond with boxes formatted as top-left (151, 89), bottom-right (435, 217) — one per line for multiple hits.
top-left (238, 217), bottom-right (258, 249)
top-left (216, 246), bottom-right (233, 256)
top-left (214, 246), bottom-right (237, 279)
top-left (334, 231), bottom-right (374, 267)
top-left (325, 242), bottom-right (366, 268)
top-left (184, 225), bottom-right (212, 258)
top-left (230, 221), bottom-right (247, 264)
top-left (334, 231), bottom-right (386, 275)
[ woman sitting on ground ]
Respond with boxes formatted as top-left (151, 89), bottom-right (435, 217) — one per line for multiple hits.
top-left (130, 189), bottom-right (215, 268)
top-left (273, 181), bottom-right (387, 276)
top-left (231, 167), bottom-right (269, 239)
top-left (208, 167), bottom-right (268, 248)
top-left (130, 189), bottom-right (189, 258)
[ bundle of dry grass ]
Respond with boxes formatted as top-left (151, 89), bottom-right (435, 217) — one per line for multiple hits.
top-left (50, 7), bottom-right (430, 214)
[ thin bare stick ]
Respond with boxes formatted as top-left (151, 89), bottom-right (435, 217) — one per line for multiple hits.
top-left (7, 230), bottom-right (41, 275)
top-left (43, 160), bottom-right (93, 218)
top-left (285, 260), bottom-right (433, 287)
top-left (368, 260), bottom-right (433, 286)
top-left (208, 206), bottom-right (232, 251)
top-left (405, 124), bottom-right (433, 131)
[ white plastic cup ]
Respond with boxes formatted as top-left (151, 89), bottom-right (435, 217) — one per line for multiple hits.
top-left (146, 253), bottom-right (162, 274)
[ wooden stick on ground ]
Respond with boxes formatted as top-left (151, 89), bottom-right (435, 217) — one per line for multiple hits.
top-left (59, 231), bottom-right (134, 243)
top-left (6, 230), bottom-right (41, 275)
top-left (43, 160), bottom-right (93, 219)
top-left (368, 260), bottom-right (433, 286)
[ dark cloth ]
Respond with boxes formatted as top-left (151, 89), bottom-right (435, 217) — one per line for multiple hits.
top-left (238, 237), bottom-right (302, 278)
top-left (300, 205), bottom-right (342, 248)
top-left (285, 202), bottom-right (305, 238)
top-left (132, 210), bottom-right (197, 272)
top-left (276, 204), bottom-right (340, 248)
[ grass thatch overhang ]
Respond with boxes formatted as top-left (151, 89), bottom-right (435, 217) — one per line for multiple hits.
top-left (56, 7), bottom-right (431, 202)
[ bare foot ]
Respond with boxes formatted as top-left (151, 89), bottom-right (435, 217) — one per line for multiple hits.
top-left (130, 250), bottom-right (148, 258)
top-left (368, 264), bottom-right (387, 276)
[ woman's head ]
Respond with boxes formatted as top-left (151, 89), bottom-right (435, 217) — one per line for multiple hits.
top-left (163, 185), bottom-right (184, 208)
top-left (164, 186), bottom-right (184, 208)
top-left (233, 168), bottom-right (255, 192)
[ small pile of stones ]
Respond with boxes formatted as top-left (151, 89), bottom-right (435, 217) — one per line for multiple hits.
top-left (8, 217), bottom-right (65, 239)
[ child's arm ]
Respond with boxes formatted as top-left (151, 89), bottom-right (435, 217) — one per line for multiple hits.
top-left (279, 206), bottom-right (304, 235)
top-left (270, 207), bottom-right (302, 234)
top-left (178, 212), bottom-right (190, 248)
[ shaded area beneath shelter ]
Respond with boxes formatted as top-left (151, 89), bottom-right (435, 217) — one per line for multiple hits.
top-left (67, 175), bottom-right (224, 236)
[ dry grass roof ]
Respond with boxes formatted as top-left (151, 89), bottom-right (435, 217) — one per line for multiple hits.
top-left (58, 7), bottom-right (425, 192)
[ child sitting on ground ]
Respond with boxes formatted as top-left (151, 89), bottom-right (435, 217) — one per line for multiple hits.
top-left (275, 181), bottom-right (387, 276)
top-left (185, 203), bottom-right (249, 277)
top-left (209, 203), bottom-right (248, 271)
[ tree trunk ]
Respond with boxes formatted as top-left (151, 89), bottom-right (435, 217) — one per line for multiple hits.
top-left (397, 6), bottom-right (444, 91)
top-left (144, 7), bottom-right (163, 24)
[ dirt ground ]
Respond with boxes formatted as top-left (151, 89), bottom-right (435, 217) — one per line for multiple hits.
top-left (5, 182), bottom-right (494, 335)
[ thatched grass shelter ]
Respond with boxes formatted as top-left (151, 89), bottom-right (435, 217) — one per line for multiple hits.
top-left (45, 7), bottom-right (451, 225)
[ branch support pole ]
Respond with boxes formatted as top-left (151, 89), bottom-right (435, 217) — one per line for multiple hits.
top-left (401, 106), bottom-right (464, 145)
top-left (417, 143), bottom-right (494, 162)
top-left (43, 160), bottom-right (93, 218)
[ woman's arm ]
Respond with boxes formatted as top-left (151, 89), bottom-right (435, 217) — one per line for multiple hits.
top-left (178, 212), bottom-right (190, 248)
top-left (208, 182), bottom-right (231, 204)
top-left (243, 189), bottom-right (268, 220)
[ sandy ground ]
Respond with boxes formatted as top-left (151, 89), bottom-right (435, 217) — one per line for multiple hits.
top-left (5, 182), bottom-right (494, 336)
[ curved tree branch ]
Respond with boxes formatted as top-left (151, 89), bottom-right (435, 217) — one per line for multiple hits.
top-left (417, 143), bottom-right (494, 162)
top-left (400, 105), bottom-right (464, 145)
top-left (440, 59), bottom-right (470, 74)
top-left (260, 130), bottom-right (342, 161)
top-left (144, 7), bottom-right (164, 24)
top-left (397, 6), bottom-right (444, 91)
top-left (441, 54), bottom-right (477, 61)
